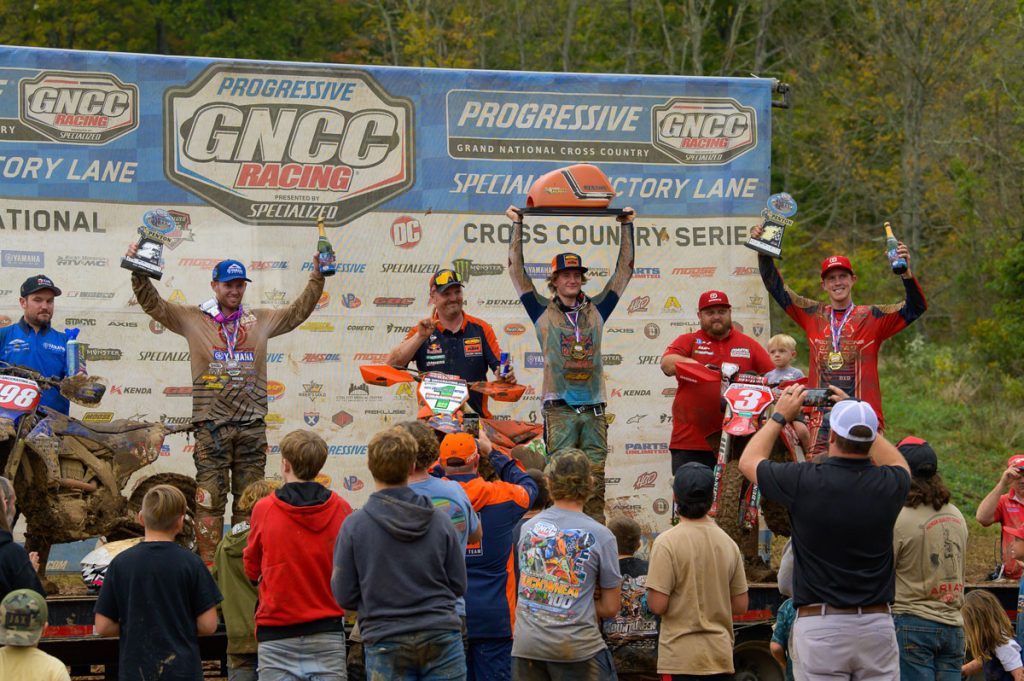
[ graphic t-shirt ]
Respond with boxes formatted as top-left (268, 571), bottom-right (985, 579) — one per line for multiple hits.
top-left (993, 493), bottom-right (1024, 580)
top-left (512, 507), bottom-right (621, 662)
top-left (771, 598), bottom-right (796, 681)
top-left (410, 475), bottom-right (480, 616)
top-left (892, 503), bottom-right (967, 625)
top-left (603, 556), bottom-right (658, 642)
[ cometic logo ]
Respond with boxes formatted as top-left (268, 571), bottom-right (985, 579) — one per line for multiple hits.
top-left (20, 71), bottom-right (139, 144)
top-left (164, 65), bottom-right (414, 226)
top-left (651, 97), bottom-right (757, 165)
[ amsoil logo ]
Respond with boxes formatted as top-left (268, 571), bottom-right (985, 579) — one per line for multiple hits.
top-left (651, 97), bottom-right (757, 165)
top-left (164, 65), bottom-right (415, 226)
top-left (20, 71), bottom-right (139, 144)
top-left (391, 216), bottom-right (421, 248)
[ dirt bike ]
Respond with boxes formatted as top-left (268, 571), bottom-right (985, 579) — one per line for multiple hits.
top-left (359, 365), bottom-right (544, 463)
top-left (0, 361), bottom-right (197, 587)
top-left (675, 361), bottom-right (824, 569)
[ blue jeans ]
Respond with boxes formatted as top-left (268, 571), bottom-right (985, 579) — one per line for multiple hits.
top-left (894, 614), bottom-right (964, 681)
top-left (257, 631), bottom-right (347, 680)
top-left (512, 648), bottom-right (619, 680)
top-left (364, 629), bottom-right (465, 680)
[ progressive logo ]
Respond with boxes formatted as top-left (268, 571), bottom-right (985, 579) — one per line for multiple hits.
top-left (20, 71), bottom-right (139, 144)
top-left (651, 97), bottom-right (756, 165)
top-left (164, 65), bottom-right (415, 226)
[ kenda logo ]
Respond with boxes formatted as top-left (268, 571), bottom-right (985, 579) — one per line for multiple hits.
top-left (651, 97), bottom-right (757, 165)
top-left (164, 65), bottom-right (415, 226)
top-left (20, 70), bottom-right (139, 144)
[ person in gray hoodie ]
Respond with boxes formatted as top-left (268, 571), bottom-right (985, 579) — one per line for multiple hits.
top-left (332, 426), bottom-right (468, 680)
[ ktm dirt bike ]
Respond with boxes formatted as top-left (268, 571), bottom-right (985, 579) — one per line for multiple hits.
top-left (359, 365), bottom-right (544, 459)
top-left (675, 362), bottom-right (823, 566)
top-left (0, 361), bottom-right (196, 586)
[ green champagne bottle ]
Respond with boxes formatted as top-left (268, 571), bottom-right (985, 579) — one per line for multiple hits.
top-left (316, 218), bottom-right (336, 276)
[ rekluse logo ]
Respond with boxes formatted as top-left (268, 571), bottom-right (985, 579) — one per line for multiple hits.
top-left (164, 65), bottom-right (415, 226)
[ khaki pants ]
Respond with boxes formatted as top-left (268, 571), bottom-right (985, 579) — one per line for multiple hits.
top-left (194, 420), bottom-right (267, 563)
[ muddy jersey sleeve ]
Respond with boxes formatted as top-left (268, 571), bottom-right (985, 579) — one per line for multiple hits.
top-left (758, 254), bottom-right (818, 333)
top-left (131, 273), bottom-right (195, 335)
top-left (592, 222), bottom-right (635, 320)
top-left (508, 221), bottom-right (548, 323)
top-left (869, 277), bottom-right (927, 340)
top-left (260, 272), bottom-right (326, 338)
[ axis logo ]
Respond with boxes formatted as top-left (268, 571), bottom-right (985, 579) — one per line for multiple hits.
top-left (164, 65), bottom-right (415, 226)
top-left (651, 97), bottom-right (757, 165)
top-left (20, 71), bottom-right (139, 144)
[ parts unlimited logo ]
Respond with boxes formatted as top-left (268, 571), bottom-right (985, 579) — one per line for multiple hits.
top-left (19, 71), bottom-right (139, 144)
top-left (164, 65), bottom-right (415, 226)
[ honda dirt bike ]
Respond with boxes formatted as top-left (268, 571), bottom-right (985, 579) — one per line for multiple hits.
top-left (359, 365), bottom-right (544, 459)
top-left (0, 361), bottom-right (197, 586)
top-left (675, 362), bottom-right (824, 566)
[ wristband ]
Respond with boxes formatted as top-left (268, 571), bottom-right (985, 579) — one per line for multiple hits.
top-left (770, 412), bottom-right (788, 426)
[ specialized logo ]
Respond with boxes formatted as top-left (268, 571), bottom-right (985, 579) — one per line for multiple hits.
top-left (391, 216), bottom-right (421, 249)
top-left (19, 71), bottom-right (139, 144)
top-left (651, 97), bottom-right (757, 165)
top-left (164, 65), bottom-right (415, 226)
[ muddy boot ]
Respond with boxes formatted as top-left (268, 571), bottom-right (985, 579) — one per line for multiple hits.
top-left (583, 464), bottom-right (606, 525)
top-left (196, 513), bottom-right (224, 566)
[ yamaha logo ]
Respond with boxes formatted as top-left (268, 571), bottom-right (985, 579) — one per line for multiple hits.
top-left (651, 97), bottom-right (757, 165)
top-left (164, 65), bottom-right (415, 226)
top-left (20, 71), bottom-right (139, 144)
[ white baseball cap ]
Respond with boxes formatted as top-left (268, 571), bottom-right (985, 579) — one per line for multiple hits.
top-left (830, 400), bottom-right (878, 442)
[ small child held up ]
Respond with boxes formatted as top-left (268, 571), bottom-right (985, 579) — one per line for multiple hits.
top-left (765, 334), bottom-right (812, 453)
top-left (94, 485), bottom-right (222, 680)
top-left (962, 589), bottom-right (1024, 680)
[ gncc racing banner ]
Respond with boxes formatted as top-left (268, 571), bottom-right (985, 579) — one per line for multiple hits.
top-left (0, 45), bottom-right (772, 540)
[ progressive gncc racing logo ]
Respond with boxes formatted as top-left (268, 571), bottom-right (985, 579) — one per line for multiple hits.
top-left (19, 71), bottom-right (139, 144)
top-left (651, 97), bottom-right (756, 165)
top-left (164, 65), bottom-right (415, 226)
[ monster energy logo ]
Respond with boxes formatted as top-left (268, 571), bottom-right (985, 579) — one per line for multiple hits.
top-left (452, 258), bottom-right (504, 283)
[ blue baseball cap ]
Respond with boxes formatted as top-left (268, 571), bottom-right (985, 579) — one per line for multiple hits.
top-left (211, 260), bottom-right (251, 283)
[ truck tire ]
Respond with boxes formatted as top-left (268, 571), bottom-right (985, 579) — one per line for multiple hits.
top-left (117, 473), bottom-right (198, 550)
top-left (733, 639), bottom-right (784, 681)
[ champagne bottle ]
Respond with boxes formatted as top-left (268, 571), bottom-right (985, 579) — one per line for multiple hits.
top-left (884, 222), bottom-right (907, 275)
top-left (316, 218), bottom-right (336, 276)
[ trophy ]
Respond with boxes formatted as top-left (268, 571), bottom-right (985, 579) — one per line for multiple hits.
top-left (521, 164), bottom-right (625, 217)
top-left (745, 192), bottom-right (798, 258)
top-left (120, 209), bottom-right (176, 279)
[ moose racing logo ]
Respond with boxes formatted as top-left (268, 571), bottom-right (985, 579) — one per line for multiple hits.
top-left (651, 97), bottom-right (756, 165)
top-left (165, 65), bottom-right (414, 226)
top-left (19, 71), bottom-right (139, 144)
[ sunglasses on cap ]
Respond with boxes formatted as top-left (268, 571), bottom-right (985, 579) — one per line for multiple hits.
top-left (432, 270), bottom-right (463, 288)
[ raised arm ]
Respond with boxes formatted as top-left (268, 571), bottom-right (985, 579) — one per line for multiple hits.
top-left (264, 256), bottom-right (326, 338)
top-left (130, 272), bottom-right (191, 335)
top-left (591, 210), bottom-right (635, 319)
top-left (386, 318), bottom-right (434, 367)
top-left (506, 206), bottom-right (541, 302)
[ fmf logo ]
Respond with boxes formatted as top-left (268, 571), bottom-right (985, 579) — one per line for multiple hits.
top-left (20, 71), bottom-right (139, 144)
top-left (651, 97), bottom-right (756, 165)
top-left (164, 65), bottom-right (415, 226)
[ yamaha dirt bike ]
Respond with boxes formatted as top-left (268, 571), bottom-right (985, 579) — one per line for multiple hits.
top-left (675, 362), bottom-right (823, 568)
top-left (0, 361), bottom-right (197, 587)
top-left (359, 365), bottom-right (544, 460)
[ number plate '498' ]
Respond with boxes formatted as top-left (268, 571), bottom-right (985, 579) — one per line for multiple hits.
top-left (0, 376), bottom-right (42, 413)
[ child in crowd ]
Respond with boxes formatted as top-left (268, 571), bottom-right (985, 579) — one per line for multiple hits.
top-left (94, 485), bottom-right (222, 680)
top-left (769, 598), bottom-right (796, 681)
top-left (0, 588), bottom-right (70, 680)
top-left (213, 479), bottom-right (281, 681)
top-left (603, 515), bottom-right (658, 681)
top-left (513, 469), bottom-right (551, 590)
top-left (512, 450), bottom-right (622, 678)
top-left (962, 589), bottom-right (1024, 680)
top-left (243, 429), bottom-right (352, 681)
top-left (333, 427), bottom-right (467, 678)
top-left (0, 476), bottom-right (43, 596)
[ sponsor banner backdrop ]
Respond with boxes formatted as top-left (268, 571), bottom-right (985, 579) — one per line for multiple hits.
top-left (0, 46), bottom-right (772, 535)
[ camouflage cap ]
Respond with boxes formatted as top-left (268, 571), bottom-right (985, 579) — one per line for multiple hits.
top-left (0, 588), bottom-right (48, 646)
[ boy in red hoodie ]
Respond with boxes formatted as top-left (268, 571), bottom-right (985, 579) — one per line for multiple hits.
top-left (243, 429), bottom-right (352, 680)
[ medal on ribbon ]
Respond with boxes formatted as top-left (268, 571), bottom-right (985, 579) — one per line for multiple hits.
top-left (828, 305), bottom-right (854, 371)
